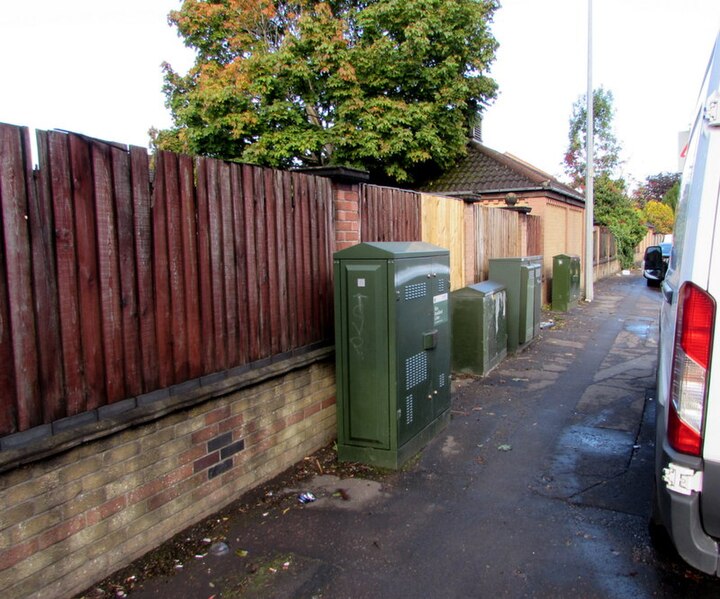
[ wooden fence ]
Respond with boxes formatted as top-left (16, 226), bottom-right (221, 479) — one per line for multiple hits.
top-left (359, 187), bottom-right (543, 291)
top-left (473, 204), bottom-right (542, 283)
top-left (0, 125), bottom-right (333, 436)
top-left (1, 123), bottom-right (581, 438)
top-left (421, 193), bottom-right (466, 288)
top-left (359, 184), bottom-right (421, 241)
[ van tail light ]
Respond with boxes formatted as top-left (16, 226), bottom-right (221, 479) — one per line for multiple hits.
top-left (668, 282), bottom-right (715, 456)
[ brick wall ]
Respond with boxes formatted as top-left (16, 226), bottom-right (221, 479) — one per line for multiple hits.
top-left (0, 361), bottom-right (336, 599)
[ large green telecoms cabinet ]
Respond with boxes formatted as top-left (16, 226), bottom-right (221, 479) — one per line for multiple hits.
top-left (334, 242), bottom-right (451, 469)
top-left (488, 256), bottom-right (542, 353)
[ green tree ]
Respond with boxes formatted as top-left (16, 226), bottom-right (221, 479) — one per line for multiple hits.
top-left (594, 173), bottom-right (646, 269)
top-left (563, 87), bottom-right (622, 189)
top-left (632, 171), bottom-right (680, 208)
top-left (661, 180), bottom-right (680, 213)
top-left (158, 0), bottom-right (499, 184)
top-left (563, 88), bottom-right (649, 268)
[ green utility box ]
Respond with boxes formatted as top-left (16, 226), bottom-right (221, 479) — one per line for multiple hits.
top-left (488, 256), bottom-right (542, 353)
top-left (334, 242), bottom-right (451, 469)
top-left (451, 281), bottom-right (507, 376)
top-left (551, 254), bottom-right (581, 312)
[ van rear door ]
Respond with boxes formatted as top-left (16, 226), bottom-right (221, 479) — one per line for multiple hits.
top-left (693, 33), bottom-right (720, 539)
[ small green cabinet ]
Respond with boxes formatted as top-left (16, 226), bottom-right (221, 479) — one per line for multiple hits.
top-left (488, 256), bottom-right (542, 353)
top-left (451, 281), bottom-right (507, 376)
top-left (334, 242), bottom-right (451, 469)
top-left (551, 254), bottom-right (581, 312)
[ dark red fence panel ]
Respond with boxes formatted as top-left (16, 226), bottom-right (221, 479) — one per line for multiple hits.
top-left (46, 131), bottom-right (85, 415)
top-left (112, 145), bottom-right (142, 399)
top-left (92, 142), bottom-right (125, 404)
top-left (0, 125), bottom-right (335, 437)
top-left (0, 125), bottom-right (39, 432)
top-left (33, 133), bottom-right (64, 422)
top-left (359, 184), bottom-right (421, 242)
top-left (130, 146), bottom-right (159, 392)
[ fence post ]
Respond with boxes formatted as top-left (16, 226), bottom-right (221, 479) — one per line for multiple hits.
top-left (463, 201), bottom-right (476, 286)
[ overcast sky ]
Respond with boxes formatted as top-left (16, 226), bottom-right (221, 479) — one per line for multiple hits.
top-left (1, 1), bottom-right (719, 188)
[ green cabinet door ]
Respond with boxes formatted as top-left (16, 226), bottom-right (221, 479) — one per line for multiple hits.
top-left (337, 261), bottom-right (390, 448)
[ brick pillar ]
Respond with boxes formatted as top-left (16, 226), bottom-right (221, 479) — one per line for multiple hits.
top-left (333, 183), bottom-right (361, 250)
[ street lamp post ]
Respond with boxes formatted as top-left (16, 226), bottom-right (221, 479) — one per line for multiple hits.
top-left (585, 0), bottom-right (594, 302)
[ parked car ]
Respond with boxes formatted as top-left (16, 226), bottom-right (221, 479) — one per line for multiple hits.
top-left (652, 31), bottom-right (720, 575)
top-left (643, 244), bottom-right (671, 286)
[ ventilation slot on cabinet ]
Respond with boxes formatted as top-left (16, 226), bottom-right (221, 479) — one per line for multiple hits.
top-left (405, 352), bottom-right (428, 390)
top-left (406, 395), bottom-right (414, 425)
top-left (404, 282), bottom-right (428, 301)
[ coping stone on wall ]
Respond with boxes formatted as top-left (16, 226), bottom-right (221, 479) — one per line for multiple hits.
top-left (0, 345), bottom-right (334, 474)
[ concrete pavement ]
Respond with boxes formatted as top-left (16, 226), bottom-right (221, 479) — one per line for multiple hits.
top-left (80, 274), bottom-right (720, 598)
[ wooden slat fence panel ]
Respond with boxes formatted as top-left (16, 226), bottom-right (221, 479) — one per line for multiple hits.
top-left (264, 169), bottom-right (281, 357)
top-left (474, 204), bottom-right (524, 282)
top-left (47, 132), bottom-right (86, 414)
top-left (220, 161), bottom-right (239, 367)
top-left (318, 176), bottom-right (334, 340)
top-left (70, 135), bottom-right (106, 412)
top-left (359, 184), bottom-right (421, 242)
top-left (241, 164), bottom-right (261, 362)
top-left (0, 124), bottom-right (334, 437)
top-left (274, 169), bottom-right (290, 353)
top-left (0, 199), bottom-right (16, 433)
top-left (297, 173), bottom-right (313, 347)
top-left (162, 151), bottom-right (190, 382)
top-left (308, 176), bottom-right (320, 343)
top-left (230, 163), bottom-right (250, 365)
top-left (32, 133), bottom-right (64, 422)
top-left (130, 146), bottom-right (159, 392)
top-left (420, 193), bottom-right (465, 290)
top-left (152, 151), bottom-right (175, 388)
top-left (196, 158), bottom-right (216, 373)
top-left (284, 172), bottom-right (300, 350)
top-left (526, 214), bottom-right (543, 257)
top-left (254, 167), bottom-right (271, 358)
top-left (179, 154), bottom-right (202, 379)
top-left (92, 142), bottom-right (125, 403)
top-left (112, 146), bottom-right (143, 399)
top-left (208, 158), bottom-right (229, 369)
top-left (0, 125), bottom-right (39, 431)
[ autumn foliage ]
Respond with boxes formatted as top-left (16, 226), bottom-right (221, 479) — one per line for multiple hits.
top-left (156, 0), bottom-right (499, 183)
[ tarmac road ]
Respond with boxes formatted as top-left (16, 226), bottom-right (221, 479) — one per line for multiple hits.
top-left (101, 273), bottom-right (720, 598)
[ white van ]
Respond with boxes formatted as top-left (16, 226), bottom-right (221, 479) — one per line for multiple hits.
top-left (653, 31), bottom-right (720, 574)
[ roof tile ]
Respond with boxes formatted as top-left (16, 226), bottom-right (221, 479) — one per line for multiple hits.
top-left (420, 141), bottom-right (583, 202)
